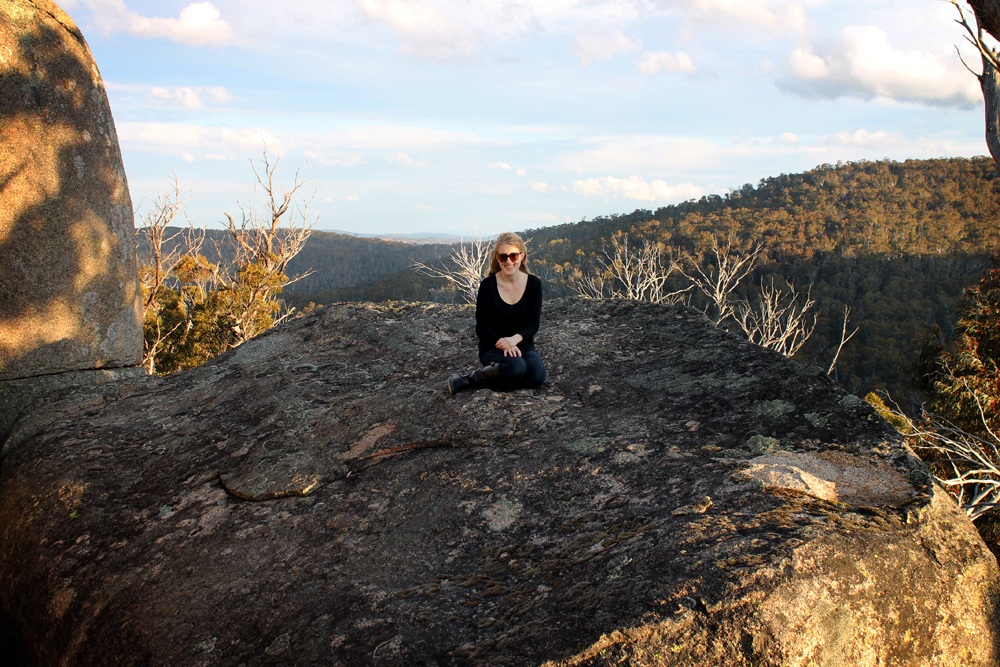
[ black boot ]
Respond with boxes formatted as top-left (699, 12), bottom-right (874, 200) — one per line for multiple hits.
top-left (448, 364), bottom-right (499, 394)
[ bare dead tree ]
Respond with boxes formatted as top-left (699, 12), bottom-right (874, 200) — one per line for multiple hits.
top-left (680, 237), bottom-right (763, 325)
top-left (883, 389), bottom-right (1000, 521)
top-left (572, 271), bottom-right (609, 300)
top-left (733, 278), bottom-right (817, 357)
top-left (947, 0), bottom-right (1000, 164)
top-left (572, 232), bottom-right (692, 303)
top-left (219, 148), bottom-right (317, 344)
top-left (412, 232), bottom-right (492, 304)
top-left (136, 175), bottom-right (199, 314)
top-left (224, 147), bottom-right (316, 276)
top-left (826, 304), bottom-right (860, 375)
top-left (135, 176), bottom-right (203, 374)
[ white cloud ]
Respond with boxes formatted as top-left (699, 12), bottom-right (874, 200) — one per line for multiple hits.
top-left (490, 162), bottom-right (512, 170)
top-left (572, 175), bottom-right (703, 202)
top-left (822, 128), bottom-right (908, 149)
top-left (116, 122), bottom-right (484, 167)
top-left (388, 151), bottom-right (414, 165)
top-left (148, 85), bottom-right (232, 109)
top-left (318, 126), bottom-right (483, 151)
top-left (653, 0), bottom-right (806, 35)
top-left (355, 0), bottom-right (479, 62)
top-left (638, 50), bottom-right (696, 76)
top-left (202, 86), bottom-right (232, 104)
top-left (516, 167), bottom-right (527, 176)
top-left (304, 151), bottom-right (367, 166)
top-left (533, 181), bottom-right (552, 193)
top-left (116, 122), bottom-right (284, 157)
top-left (341, 194), bottom-right (360, 201)
top-left (181, 153), bottom-right (196, 162)
top-left (523, 213), bottom-right (558, 221)
top-left (777, 132), bottom-right (799, 145)
top-left (82, 1), bottom-right (233, 47)
top-left (387, 151), bottom-right (429, 167)
top-left (787, 48), bottom-right (829, 79)
top-left (573, 26), bottom-right (641, 67)
top-left (562, 135), bottom-right (725, 174)
top-left (506, 126), bottom-right (553, 133)
top-left (780, 25), bottom-right (982, 108)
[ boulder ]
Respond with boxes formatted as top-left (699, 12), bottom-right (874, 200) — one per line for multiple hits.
top-left (0, 0), bottom-right (142, 382)
top-left (0, 299), bottom-right (996, 666)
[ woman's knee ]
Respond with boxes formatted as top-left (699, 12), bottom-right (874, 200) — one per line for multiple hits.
top-left (522, 354), bottom-right (546, 387)
top-left (481, 353), bottom-right (527, 380)
top-left (502, 357), bottom-right (527, 380)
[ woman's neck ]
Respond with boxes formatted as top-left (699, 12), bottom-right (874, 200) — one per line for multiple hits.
top-left (497, 271), bottom-right (523, 283)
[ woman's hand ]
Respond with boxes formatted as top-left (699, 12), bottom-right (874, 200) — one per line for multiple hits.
top-left (496, 335), bottom-right (523, 357)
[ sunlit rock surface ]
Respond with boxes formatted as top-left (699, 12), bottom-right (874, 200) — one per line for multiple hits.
top-left (0, 300), bottom-right (996, 666)
top-left (0, 0), bottom-right (141, 382)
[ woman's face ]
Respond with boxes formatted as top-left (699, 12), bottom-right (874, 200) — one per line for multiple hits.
top-left (496, 243), bottom-right (524, 276)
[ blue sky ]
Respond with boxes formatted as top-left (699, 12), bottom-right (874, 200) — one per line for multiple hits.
top-left (62, 0), bottom-right (988, 235)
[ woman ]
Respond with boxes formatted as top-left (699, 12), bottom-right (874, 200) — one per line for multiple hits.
top-left (448, 232), bottom-right (546, 394)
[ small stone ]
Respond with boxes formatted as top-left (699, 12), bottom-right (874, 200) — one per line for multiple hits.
top-left (264, 633), bottom-right (289, 656)
top-left (746, 435), bottom-right (780, 455)
top-left (221, 452), bottom-right (327, 501)
top-left (672, 496), bottom-right (713, 516)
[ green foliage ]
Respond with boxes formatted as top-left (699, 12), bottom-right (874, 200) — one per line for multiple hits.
top-left (919, 252), bottom-right (1000, 437)
top-left (139, 153), bottom-right (313, 374)
top-left (142, 254), bottom-right (290, 374)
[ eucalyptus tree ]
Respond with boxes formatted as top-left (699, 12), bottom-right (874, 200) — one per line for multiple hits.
top-left (949, 0), bottom-right (1000, 164)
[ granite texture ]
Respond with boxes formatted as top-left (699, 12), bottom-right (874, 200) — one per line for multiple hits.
top-left (0, 299), bottom-right (996, 666)
top-left (0, 0), bottom-right (142, 382)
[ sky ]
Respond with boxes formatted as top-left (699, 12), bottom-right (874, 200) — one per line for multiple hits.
top-left (59, 0), bottom-right (991, 236)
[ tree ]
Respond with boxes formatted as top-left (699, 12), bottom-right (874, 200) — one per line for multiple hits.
top-left (921, 251), bottom-right (1000, 437)
top-left (871, 393), bottom-right (1000, 521)
top-left (136, 151), bottom-right (315, 374)
top-left (948, 0), bottom-right (1000, 164)
top-left (892, 251), bottom-right (1000, 527)
top-left (219, 148), bottom-right (315, 346)
top-left (733, 278), bottom-right (818, 358)
top-left (679, 237), bottom-right (763, 326)
top-left (136, 176), bottom-right (203, 374)
top-left (572, 232), bottom-right (691, 303)
top-left (412, 232), bottom-right (492, 304)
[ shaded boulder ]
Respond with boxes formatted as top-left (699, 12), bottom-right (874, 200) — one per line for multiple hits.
top-left (0, 0), bottom-right (141, 382)
top-left (0, 299), bottom-right (996, 666)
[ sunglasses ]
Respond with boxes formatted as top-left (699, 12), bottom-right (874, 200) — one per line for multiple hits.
top-left (497, 252), bottom-right (522, 262)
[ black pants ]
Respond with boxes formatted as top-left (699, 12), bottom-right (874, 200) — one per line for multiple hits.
top-left (479, 349), bottom-right (546, 390)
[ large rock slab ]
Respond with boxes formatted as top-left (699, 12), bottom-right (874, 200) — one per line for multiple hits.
top-left (0, 0), bottom-right (141, 382)
top-left (0, 299), bottom-right (995, 666)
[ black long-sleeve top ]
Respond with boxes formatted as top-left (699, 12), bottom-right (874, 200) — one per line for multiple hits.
top-left (475, 273), bottom-right (543, 357)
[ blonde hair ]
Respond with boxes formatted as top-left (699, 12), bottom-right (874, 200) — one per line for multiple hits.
top-left (488, 232), bottom-right (529, 276)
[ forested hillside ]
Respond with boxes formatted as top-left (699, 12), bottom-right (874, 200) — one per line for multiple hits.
top-left (285, 231), bottom-right (452, 293)
top-left (299, 157), bottom-right (1000, 407)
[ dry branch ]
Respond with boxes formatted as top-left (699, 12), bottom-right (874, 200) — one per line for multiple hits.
top-left (412, 233), bottom-right (492, 304)
top-left (734, 278), bottom-right (817, 357)
top-left (680, 237), bottom-right (763, 325)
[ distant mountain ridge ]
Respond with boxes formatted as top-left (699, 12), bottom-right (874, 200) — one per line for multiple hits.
top-left (321, 229), bottom-right (472, 245)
